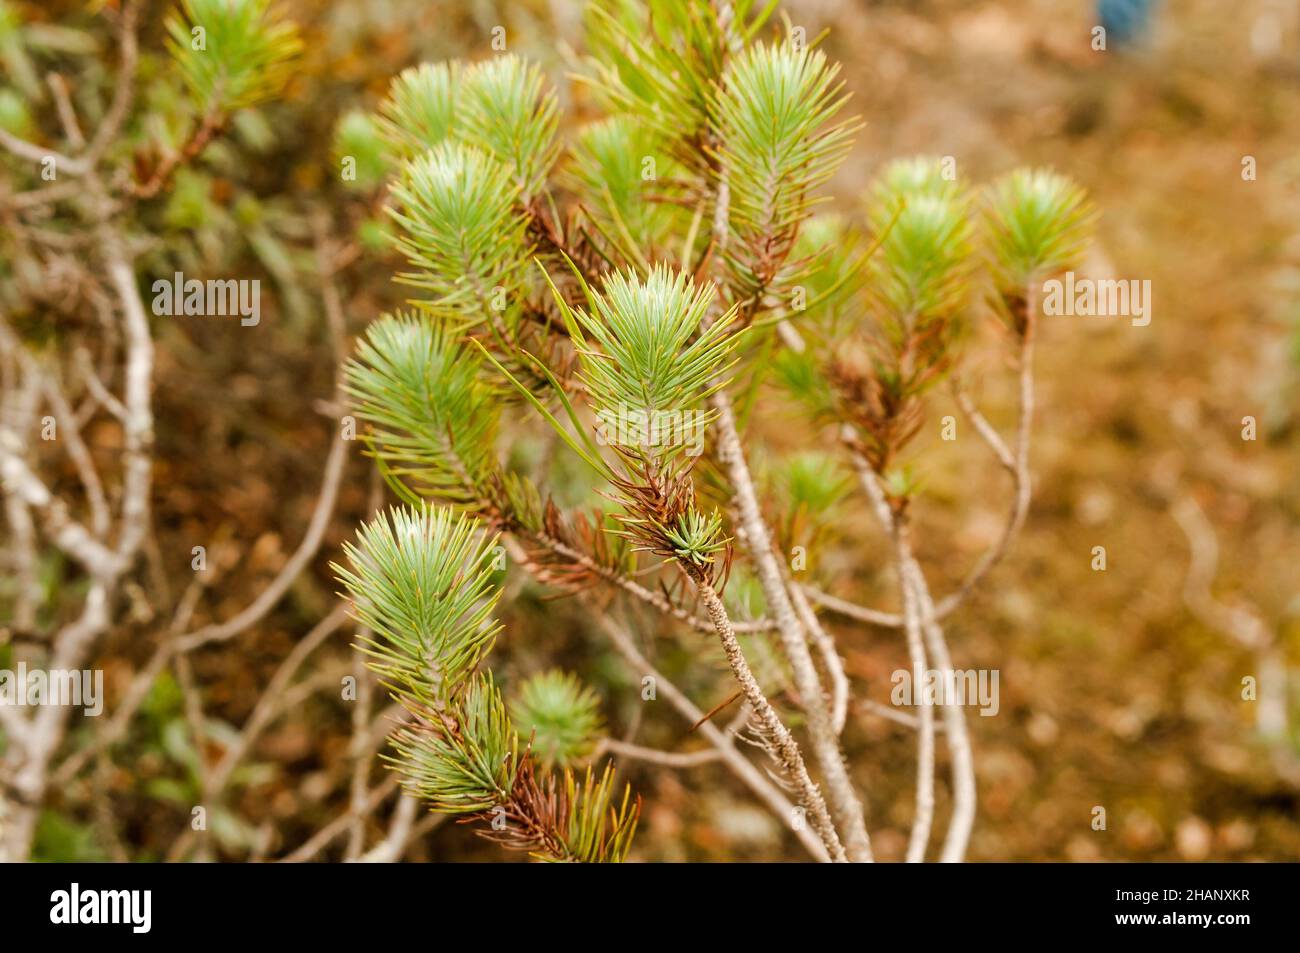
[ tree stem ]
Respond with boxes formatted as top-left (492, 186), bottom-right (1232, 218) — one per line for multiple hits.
top-left (711, 389), bottom-right (873, 860)
top-left (688, 570), bottom-right (846, 862)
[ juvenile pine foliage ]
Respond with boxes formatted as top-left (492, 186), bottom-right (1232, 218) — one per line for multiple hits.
top-left (582, 0), bottom-right (771, 166)
top-left (984, 168), bottom-right (1098, 330)
top-left (538, 266), bottom-right (736, 578)
top-left (376, 62), bottom-right (461, 160)
top-left (388, 144), bottom-right (532, 330)
top-left (865, 157), bottom-right (975, 329)
top-left (165, 0), bottom-right (302, 114)
top-left (558, 265), bottom-right (739, 424)
top-left (565, 116), bottom-right (685, 259)
top-left (714, 40), bottom-right (857, 305)
top-left (344, 312), bottom-right (499, 508)
top-left (827, 157), bottom-right (976, 473)
top-left (509, 670), bottom-right (605, 769)
top-left (772, 451), bottom-right (852, 553)
top-left (334, 506), bottom-right (639, 861)
top-left (814, 158), bottom-right (1095, 486)
top-left (333, 111), bottom-right (388, 191)
top-left (458, 55), bottom-right (559, 201)
top-left (340, 0), bottom-right (1098, 861)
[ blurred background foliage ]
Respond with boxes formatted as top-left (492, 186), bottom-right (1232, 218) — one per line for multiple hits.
top-left (1, 0), bottom-right (1298, 861)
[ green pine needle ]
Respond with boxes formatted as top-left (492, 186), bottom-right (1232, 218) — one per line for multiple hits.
top-left (663, 506), bottom-right (727, 567)
top-left (564, 264), bottom-right (742, 427)
top-left (773, 346), bottom-right (836, 419)
top-left (565, 116), bottom-right (684, 252)
top-left (332, 110), bottom-right (387, 191)
top-left (983, 167), bottom-right (1098, 292)
top-left (559, 764), bottom-right (640, 863)
top-left (459, 54), bottom-right (559, 201)
top-left (376, 61), bottom-right (461, 160)
top-left (389, 671), bottom-right (519, 814)
top-left (714, 38), bottom-right (858, 299)
top-left (335, 506), bottom-right (639, 859)
top-left (581, 0), bottom-right (745, 170)
top-left (344, 311), bottom-right (499, 506)
top-left (388, 142), bottom-right (532, 325)
top-left (778, 451), bottom-right (851, 516)
top-left (865, 157), bottom-right (976, 330)
top-left (509, 669), bottom-right (605, 769)
top-left (334, 505), bottom-right (503, 707)
top-left (165, 0), bottom-right (302, 114)
top-left (871, 155), bottom-right (963, 205)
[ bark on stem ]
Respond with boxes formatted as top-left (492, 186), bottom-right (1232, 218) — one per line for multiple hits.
top-left (686, 569), bottom-right (846, 862)
top-left (847, 437), bottom-right (973, 862)
top-left (905, 556), bottom-right (977, 863)
top-left (895, 521), bottom-right (935, 863)
top-left (593, 613), bottom-right (832, 862)
top-left (781, 557), bottom-right (850, 734)
top-left (935, 293), bottom-right (1037, 616)
top-left (496, 527), bottom-right (831, 861)
top-left (846, 440), bottom-right (935, 862)
top-left (711, 390), bottom-right (873, 860)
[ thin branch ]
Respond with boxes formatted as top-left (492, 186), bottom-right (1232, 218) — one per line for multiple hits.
top-left (528, 528), bottom-right (776, 634)
top-left (0, 128), bottom-right (87, 175)
top-left (801, 584), bottom-right (902, 627)
top-left (596, 738), bottom-right (724, 769)
top-left (3, 180), bottom-right (83, 211)
top-left (100, 235), bottom-right (154, 568)
top-left (166, 660), bottom-right (352, 862)
top-left (953, 386), bottom-right (1015, 473)
top-left (933, 298), bottom-right (1037, 618)
top-left (895, 523), bottom-right (935, 863)
top-left (857, 699), bottom-right (946, 731)
top-left (53, 602), bottom-right (192, 787)
top-left (782, 558), bottom-right (850, 734)
top-left (75, 346), bottom-right (129, 423)
top-left (82, 0), bottom-right (141, 167)
top-left (279, 774), bottom-right (401, 863)
top-left (354, 794), bottom-right (421, 863)
top-left (174, 430), bottom-right (348, 654)
top-left (689, 568), bottom-right (846, 862)
top-left (0, 581), bottom-right (111, 860)
top-left (593, 611), bottom-right (830, 862)
top-left (40, 374), bottom-right (110, 536)
top-left (0, 364), bottom-right (41, 635)
top-left (847, 439), bottom-right (976, 862)
top-left (711, 387), bottom-right (873, 860)
top-left (906, 556), bottom-right (977, 863)
top-left (45, 74), bottom-right (85, 149)
top-left (131, 107), bottom-right (224, 200)
top-left (847, 440), bottom-right (935, 862)
top-left (206, 606), bottom-right (350, 796)
top-left (0, 433), bottom-right (124, 577)
top-left (175, 222), bottom-right (349, 654)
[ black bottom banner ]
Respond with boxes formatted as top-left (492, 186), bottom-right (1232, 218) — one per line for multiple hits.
top-left (0, 860), bottom-right (1283, 942)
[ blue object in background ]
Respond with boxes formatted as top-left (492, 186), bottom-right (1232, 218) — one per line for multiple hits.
top-left (1097, 0), bottom-right (1157, 46)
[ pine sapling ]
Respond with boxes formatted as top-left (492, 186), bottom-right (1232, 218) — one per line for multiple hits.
top-left (337, 0), bottom-right (1099, 863)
